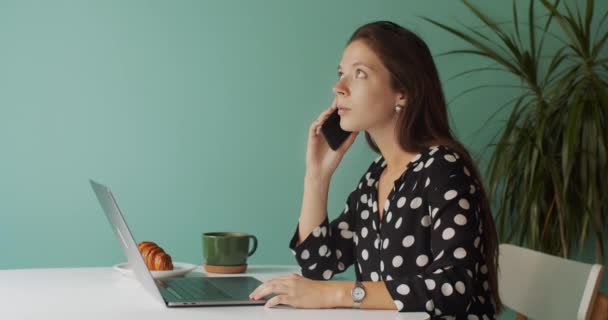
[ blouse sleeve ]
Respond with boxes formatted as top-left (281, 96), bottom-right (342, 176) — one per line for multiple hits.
top-left (383, 159), bottom-right (485, 317)
top-left (288, 187), bottom-right (359, 280)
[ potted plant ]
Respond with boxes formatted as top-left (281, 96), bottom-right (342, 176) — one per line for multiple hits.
top-left (422, 0), bottom-right (607, 265)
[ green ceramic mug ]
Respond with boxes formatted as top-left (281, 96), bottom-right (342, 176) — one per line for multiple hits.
top-left (202, 232), bottom-right (258, 266)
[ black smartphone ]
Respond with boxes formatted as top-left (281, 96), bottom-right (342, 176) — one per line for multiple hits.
top-left (321, 108), bottom-right (352, 151)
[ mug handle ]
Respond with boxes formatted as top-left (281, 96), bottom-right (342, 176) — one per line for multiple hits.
top-left (247, 235), bottom-right (258, 257)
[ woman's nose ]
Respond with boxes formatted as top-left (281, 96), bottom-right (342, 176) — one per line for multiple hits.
top-left (333, 82), bottom-right (347, 96)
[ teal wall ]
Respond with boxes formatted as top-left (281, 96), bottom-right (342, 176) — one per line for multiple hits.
top-left (0, 0), bottom-right (605, 318)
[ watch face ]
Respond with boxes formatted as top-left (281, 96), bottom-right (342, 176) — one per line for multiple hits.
top-left (353, 287), bottom-right (365, 300)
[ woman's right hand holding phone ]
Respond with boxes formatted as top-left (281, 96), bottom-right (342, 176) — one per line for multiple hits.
top-left (305, 97), bottom-right (359, 182)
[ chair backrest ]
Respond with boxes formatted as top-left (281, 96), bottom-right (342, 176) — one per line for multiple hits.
top-left (498, 244), bottom-right (604, 320)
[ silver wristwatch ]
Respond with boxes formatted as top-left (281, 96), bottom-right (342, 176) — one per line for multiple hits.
top-left (350, 281), bottom-right (366, 308)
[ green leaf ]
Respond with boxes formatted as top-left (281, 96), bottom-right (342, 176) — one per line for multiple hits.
top-left (541, 0), bottom-right (585, 56)
top-left (584, 0), bottom-right (594, 37)
top-left (537, 0), bottom-right (561, 64)
top-left (420, 17), bottom-right (521, 74)
top-left (529, 0), bottom-right (537, 63)
top-left (446, 84), bottom-right (528, 106)
top-left (513, 0), bottom-right (523, 48)
top-left (591, 30), bottom-right (608, 59)
top-left (424, 0), bottom-right (608, 263)
top-left (445, 66), bottom-right (506, 83)
top-left (542, 46), bottom-right (568, 87)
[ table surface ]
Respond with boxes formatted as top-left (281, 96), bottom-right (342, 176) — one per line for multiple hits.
top-left (0, 264), bottom-right (430, 320)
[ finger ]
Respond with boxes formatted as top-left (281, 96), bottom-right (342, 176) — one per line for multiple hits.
top-left (309, 119), bottom-right (323, 137)
top-left (265, 294), bottom-right (289, 309)
top-left (310, 119), bottom-right (329, 138)
top-left (316, 123), bottom-right (323, 136)
top-left (317, 99), bottom-right (338, 122)
top-left (249, 281), bottom-right (269, 299)
top-left (250, 281), bottom-right (288, 300)
top-left (309, 101), bottom-right (338, 137)
top-left (317, 106), bottom-right (337, 123)
top-left (249, 280), bottom-right (273, 299)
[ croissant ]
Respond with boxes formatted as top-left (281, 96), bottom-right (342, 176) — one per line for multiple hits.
top-left (137, 241), bottom-right (174, 271)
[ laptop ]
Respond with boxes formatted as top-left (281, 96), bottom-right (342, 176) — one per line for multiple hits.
top-left (90, 179), bottom-right (271, 307)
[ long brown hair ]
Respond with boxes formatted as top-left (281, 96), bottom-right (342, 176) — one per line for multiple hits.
top-left (347, 20), bottom-right (503, 314)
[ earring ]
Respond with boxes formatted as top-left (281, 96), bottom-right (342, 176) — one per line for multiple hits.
top-left (394, 105), bottom-right (403, 113)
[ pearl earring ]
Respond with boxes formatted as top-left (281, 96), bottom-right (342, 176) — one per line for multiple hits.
top-left (394, 105), bottom-right (403, 113)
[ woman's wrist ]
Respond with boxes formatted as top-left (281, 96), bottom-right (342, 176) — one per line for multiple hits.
top-left (323, 281), bottom-right (352, 308)
top-left (304, 171), bottom-right (331, 185)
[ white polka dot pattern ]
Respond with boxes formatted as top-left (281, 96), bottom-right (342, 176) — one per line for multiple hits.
top-left (287, 145), bottom-right (494, 318)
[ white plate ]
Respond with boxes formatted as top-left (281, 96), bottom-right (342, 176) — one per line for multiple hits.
top-left (113, 262), bottom-right (198, 279)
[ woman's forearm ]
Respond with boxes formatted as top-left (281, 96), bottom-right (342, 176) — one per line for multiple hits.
top-left (297, 174), bottom-right (331, 245)
top-left (326, 281), bottom-right (397, 310)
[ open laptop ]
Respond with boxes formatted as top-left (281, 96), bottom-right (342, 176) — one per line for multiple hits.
top-left (90, 179), bottom-right (271, 307)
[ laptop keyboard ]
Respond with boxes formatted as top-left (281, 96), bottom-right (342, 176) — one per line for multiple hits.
top-left (159, 278), bottom-right (233, 301)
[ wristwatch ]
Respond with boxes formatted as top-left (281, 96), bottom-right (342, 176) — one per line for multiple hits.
top-left (350, 281), bottom-right (366, 308)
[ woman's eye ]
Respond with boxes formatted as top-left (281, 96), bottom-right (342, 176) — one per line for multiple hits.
top-left (337, 70), bottom-right (365, 79)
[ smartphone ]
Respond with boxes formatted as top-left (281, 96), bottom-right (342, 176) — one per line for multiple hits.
top-left (321, 108), bottom-right (352, 151)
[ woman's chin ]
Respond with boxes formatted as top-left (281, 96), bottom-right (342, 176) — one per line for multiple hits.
top-left (340, 123), bottom-right (359, 133)
top-left (339, 120), bottom-right (353, 132)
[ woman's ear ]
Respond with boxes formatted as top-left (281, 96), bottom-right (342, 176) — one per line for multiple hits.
top-left (396, 92), bottom-right (408, 107)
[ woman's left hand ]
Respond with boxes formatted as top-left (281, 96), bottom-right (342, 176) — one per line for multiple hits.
top-left (249, 273), bottom-right (337, 309)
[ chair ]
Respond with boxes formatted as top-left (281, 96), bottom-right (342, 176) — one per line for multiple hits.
top-left (497, 243), bottom-right (605, 320)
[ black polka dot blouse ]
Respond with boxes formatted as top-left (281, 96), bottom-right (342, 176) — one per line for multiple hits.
top-left (289, 145), bottom-right (496, 319)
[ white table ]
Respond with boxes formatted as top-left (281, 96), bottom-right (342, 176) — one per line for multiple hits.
top-left (0, 264), bottom-right (430, 320)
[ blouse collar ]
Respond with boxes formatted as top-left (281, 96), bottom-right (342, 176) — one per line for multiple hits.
top-left (370, 145), bottom-right (436, 184)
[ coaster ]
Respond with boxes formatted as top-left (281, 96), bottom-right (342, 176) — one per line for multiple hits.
top-left (204, 263), bottom-right (248, 274)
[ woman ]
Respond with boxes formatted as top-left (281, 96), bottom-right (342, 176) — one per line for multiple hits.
top-left (249, 20), bottom-right (502, 319)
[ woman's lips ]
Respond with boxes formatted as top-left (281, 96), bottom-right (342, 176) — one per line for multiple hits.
top-left (338, 107), bottom-right (350, 115)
